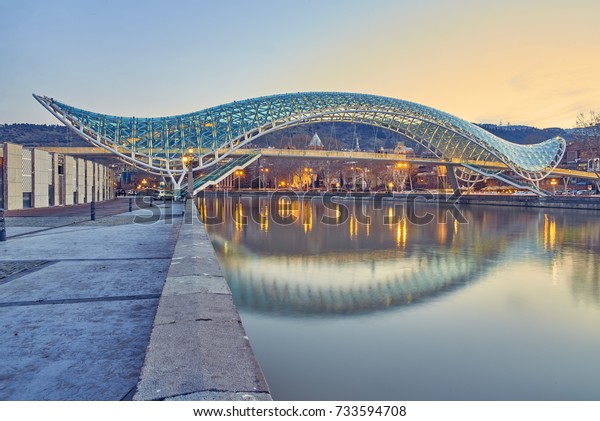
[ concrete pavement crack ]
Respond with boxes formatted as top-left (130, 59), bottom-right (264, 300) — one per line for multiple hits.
top-left (0, 294), bottom-right (161, 307)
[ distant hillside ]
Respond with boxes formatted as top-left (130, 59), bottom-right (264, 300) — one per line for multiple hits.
top-left (256, 122), bottom-right (406, 152)
top-left (257, 122), bottom-right (575, 151)
top-left (0, 123), bottom-right (88, 147)
top-left (476, 123), bottom-right (573, 144)
top-left (1, 122), bottom-right (574, 150)
top-left (0, 122), bottom-right (411, 151)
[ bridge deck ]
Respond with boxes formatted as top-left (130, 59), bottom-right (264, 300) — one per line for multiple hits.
top-left (230, 148), bottom-right (598, 180)
top-left (38, 146), bottom-right (599, 181)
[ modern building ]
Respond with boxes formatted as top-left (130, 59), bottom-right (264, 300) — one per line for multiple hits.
top-left (0, 142), bottom-right (115, 211)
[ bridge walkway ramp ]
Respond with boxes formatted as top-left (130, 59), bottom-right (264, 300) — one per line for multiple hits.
top-left (180, 152), bottom-right (261, 197)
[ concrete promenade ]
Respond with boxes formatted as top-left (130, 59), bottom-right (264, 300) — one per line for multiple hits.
top-left (0, 198), bottom-right (270, 401)
top-left (133, 201), bottom-right (271, 401)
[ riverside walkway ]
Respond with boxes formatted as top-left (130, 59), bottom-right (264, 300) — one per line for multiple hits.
top-left (0, 198), bottom-right (270, 401)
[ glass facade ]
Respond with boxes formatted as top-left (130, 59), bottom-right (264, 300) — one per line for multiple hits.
top-left (35, 92), bottom-right (566, 183)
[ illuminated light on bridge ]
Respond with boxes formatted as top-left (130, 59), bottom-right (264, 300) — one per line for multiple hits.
top-left (34, 92), bottom-right (566, 194)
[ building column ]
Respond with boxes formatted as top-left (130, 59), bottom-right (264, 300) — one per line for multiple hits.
top-left (85, 161), bottom-right (93, 203)
top-left (77, 158), bottom-right (85, 204)
top-left (94, 162), bottom-right (100, 201)
top-left (4, 143), bottom-right (24, 210)
top-left (99, 164), bottom-right (105, 200)
top-left (64, 155), bottom-right (76, 205)
top-left (32, 148), bottom-right (51, 208)
top-left (51, 154), bottom-right (60, 206)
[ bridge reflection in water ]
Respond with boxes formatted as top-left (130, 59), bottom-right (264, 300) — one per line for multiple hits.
top-left (200, 195), bottom-right (600, 400)
top-left (201, 195), bottom-right (600, 315)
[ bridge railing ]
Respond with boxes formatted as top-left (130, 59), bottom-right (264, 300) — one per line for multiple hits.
top-left (180, 153), bottom-right (262, 196)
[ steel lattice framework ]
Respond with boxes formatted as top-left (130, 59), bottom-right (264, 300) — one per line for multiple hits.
top-left (34, 92), bottom-right (565, 186)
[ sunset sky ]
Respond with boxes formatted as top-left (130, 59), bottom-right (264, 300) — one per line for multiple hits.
top-left (1, 0), bottom-right (599, 128)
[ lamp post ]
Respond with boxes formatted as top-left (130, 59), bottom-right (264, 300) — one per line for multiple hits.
top-left (347, 161), bottom-right (357, 191)
top-left (234, 170), bottom-right (244, 190)
top-left (0, 208), bottom-right (6, 242)
top-left (550, 178), bottom-right (558, 195)
top-left (395, 162), bottom-right (411, 192)
top-left (181, 147), bottom-right (195, 201)
top-left (303, 167), bottom-right (312, 191)
top-left (260, 167), bottom-right (269, 190)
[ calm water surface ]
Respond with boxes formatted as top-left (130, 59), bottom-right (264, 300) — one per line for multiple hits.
top-left (201, 194), bottom-right (600, 400)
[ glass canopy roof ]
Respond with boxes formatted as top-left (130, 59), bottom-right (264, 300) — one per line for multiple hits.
top-left (34, 92), bottom-right (565, 182)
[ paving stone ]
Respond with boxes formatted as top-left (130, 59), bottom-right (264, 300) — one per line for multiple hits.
top-left (0, 261), bottom-right (48, 282)
top-left (1, 201), bottom-right (270, 401)
top-left (0, 299), bottom-right (159, 400)
top-left (0, 205), bottom-right (183, 400)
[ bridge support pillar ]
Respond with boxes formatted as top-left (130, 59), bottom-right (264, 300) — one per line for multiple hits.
top-left (446, 165), bottom-right (461, 196)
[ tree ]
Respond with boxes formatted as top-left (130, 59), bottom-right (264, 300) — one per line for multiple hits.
top-left (575, 111), bottom-right (600, 191)
top-left (575, 111), bottom-right (600, 187)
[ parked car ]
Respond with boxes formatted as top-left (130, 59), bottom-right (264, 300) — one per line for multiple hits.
top-left (137, 188), bottom-right (158, 197)
top-left (152, 190), bottom-right (174, 200)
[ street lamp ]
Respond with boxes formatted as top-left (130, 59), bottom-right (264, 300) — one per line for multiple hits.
top-left (259, 167), bottom-right (269, 190)
top-left (303, 167), bottom-right (312, 191)
top-left (395, 162), bottom-right (411, 192)
top-left (550, 178), bottom-right (558, 195)
top-left (235, 170), bottom-right (244, 190)
top-left (181, 151), bottom-right (195, 200)
top-left (347, 161), bottom-right (358, 191)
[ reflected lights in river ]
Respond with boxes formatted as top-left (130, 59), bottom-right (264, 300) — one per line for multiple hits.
top-left (396, 217), bottom-right (407, 248)
top-left (349, 213), bottom-right (359, 240)
top-left (260, 204), bottom-right (269, 232)
top-left (302, 201), bottom-right (312, 233)
top-left (199, 196), bottom-right (225, 224)
top-left (201, 195), bottom-right (600, 401)
top-left (437, 220), bottom-right (447, 245)
top-left (278, 197), bottom-right (291, 219)
top-left (201, 195), bottom-right (600, 318)
top-left (234, 201), bottom-right (244, 231)
top-left (543, 213), bottom-right (557, 251)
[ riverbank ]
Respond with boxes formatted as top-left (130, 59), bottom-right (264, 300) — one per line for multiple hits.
top-left (133, 200), bottom-right (271, 401)
top-left (0, 198), bottom-right (270, 401)
top-left (196, 191), bottom-right (600, 400)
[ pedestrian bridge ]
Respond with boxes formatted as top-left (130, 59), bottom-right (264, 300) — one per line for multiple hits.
top-left (34, 92), bottom-right (567, 194)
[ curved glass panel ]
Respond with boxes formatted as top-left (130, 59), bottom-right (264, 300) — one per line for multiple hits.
top-left (34, 92), bottom-right (566, 180)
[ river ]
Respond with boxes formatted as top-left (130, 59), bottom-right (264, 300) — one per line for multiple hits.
top-left (200, 193), bottom-right (600, 400)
